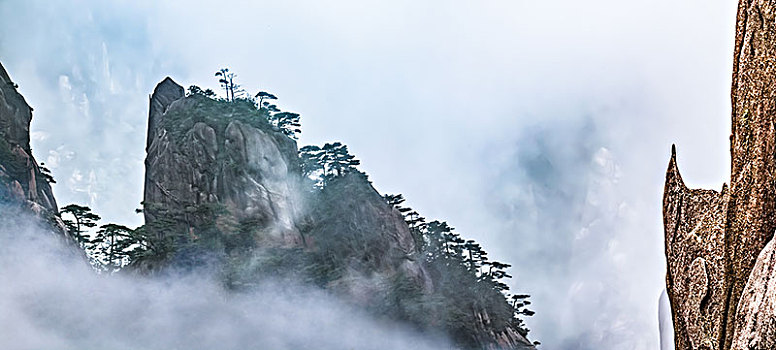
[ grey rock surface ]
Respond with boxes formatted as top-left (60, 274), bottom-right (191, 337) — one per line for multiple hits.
top-left (143, 78), bottom-right (303, 247)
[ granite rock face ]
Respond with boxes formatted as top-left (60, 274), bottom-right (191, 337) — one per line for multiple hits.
top-left (663, 1), bottom-right (776, 349)
top-left (0, 61), bottom-right (62, 231)
top-left (143, 78), bottom-right (303, 246)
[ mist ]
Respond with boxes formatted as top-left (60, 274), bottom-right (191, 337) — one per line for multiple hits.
top-left (0, 204), bottom-right (454, 350)
top-left (0, 0), bottom-right (740, 348)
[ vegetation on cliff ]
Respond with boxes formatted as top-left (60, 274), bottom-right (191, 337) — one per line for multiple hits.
top-left (53, 69), bottom-right (538, 349)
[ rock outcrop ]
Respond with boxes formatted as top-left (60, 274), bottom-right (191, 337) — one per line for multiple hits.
top-left (663, 1), bottom-right (776, 349)
top-left (0, 61), bottom-right (62, 232)
top-left (143, 78), bottom-right (303, 247)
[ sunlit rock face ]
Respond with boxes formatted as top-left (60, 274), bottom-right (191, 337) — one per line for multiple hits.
top-left (662, 1), bottom-right (776, 349)
top-left (143, 77), bottom-right (304, 246)
top-left (0, 61), bottom-right (62, 232)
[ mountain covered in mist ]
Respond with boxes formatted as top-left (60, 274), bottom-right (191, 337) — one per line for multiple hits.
top-left (0, 61), bottom-right (537, 349)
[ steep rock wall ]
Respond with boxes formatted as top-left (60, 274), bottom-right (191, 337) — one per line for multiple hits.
top-left (663, 1), bottom-right (776, 349)
top-left (0, 61), bottom-right (62, 232)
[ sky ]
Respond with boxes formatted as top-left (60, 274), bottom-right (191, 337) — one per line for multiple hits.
top-left (0, 0), bottom-right (739, 348)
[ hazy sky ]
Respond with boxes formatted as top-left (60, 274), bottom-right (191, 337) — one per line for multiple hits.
top-left (0, 0), bottom-right (738, 348)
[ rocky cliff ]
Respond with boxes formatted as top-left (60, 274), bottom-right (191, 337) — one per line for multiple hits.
top-left (143, 78), bottom-right (304, 250)
top-left (0, 61), bottom-right (63, 233)
top-left (142, 78), bottom-right (535, 349)
top-left (663, 1), bottom-right (776, 349)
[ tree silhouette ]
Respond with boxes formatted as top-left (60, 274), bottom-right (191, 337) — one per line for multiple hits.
top-left (262, 102), bottom-right (280, 113)
top-left (187, 85), bottom-right (216, 98)
top-left (90, 223), bottom-right (134, 271)
top-left (215, 68), bottom-right (230, 101)
top-left (268, 111), bottom-right (301, 139)
top-left (321, 142), bottom-right (360, 178)
top-left (299, 142), bottom-right (360, 188)
top-left (424, 220), bottom-right (454, 261)
top-left (404, 210), bottom-right (427, 252)
top-left (215, 68), bottom-right (241, 101)
top-left (60, 204), bottom-right (101, 247)
top-left (255, 91), bottom-right (277, 107)
top-left (299, 145), bottom-right (324, 188)
top-left (384, 194), bottom-right (407, 209)
top-left (463, 239), bottom-right (486, 271)
top-left (38, 163), bottom-right (55, 184)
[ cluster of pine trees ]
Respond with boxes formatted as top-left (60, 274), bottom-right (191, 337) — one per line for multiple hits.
top-left (385, 194), bottom-right (535, 336)
top-left (183, 68), bottom-right (301, 139)
top-left (59, 204), bottom-right (149, 272)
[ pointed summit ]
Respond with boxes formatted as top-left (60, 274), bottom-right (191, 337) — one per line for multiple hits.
top-left (146, 77), bottom-right (184, 149)
top-left (0, 61), bottom-right (12, 84)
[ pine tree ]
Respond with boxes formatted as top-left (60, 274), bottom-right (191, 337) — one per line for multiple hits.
top-left (299, 142), bottom-right (361, 188)
top-left (60, 204), bottom-right (101, 247)
top-left (321, 142), bottom-right (360, 177)
top-left (404, 210), bottom-right (427, 252)
top-left (90, 223), bottom-right (134, 271)
top-left (38, 163), bottom-right (56, 184)
top-left (424, 220), bottom-right (453, 261)
top-left (215, 68), bottom-right (241, 101)
top-left (383, 194), bottom-right (408, 209)
top-left (215, 68), bottom-right (231, 101)
top-left (255, 91), bottom-right (277, 107)
top-left (268, 111), bottom-right (302, 139)
top-left (299, 145), bottom-right (324, 188)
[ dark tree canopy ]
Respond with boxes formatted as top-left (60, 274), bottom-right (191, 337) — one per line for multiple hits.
top-left (60, 204), bottom-right (101, 247)
top-left (90, 223), bottom-right (135, 271)
top-left (38, 163), bottom-right (56, 184)
top-left (215, 68), bottom-right (242, 102)
top-left (255, 91), bottom-right (277, 106)
top-left (299, 142), bottom-right (361, 188)
top-left (268, 111), bottom-right (301, 139)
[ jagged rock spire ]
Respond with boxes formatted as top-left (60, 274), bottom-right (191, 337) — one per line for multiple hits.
top-left (146, 77), bottom-right (184, 150)
top-left (663, 1), bottom-right (776, 349)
